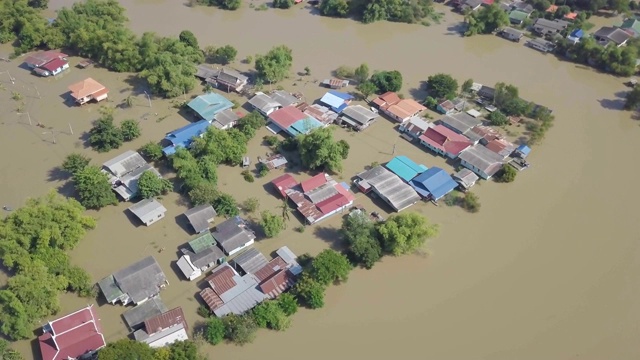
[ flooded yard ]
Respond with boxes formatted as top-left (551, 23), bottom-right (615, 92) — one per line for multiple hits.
top-left (1, 2), bottom-right (639, 359)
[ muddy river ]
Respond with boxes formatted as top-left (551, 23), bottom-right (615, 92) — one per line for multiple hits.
top-left (0, 2), bottom-right (639, 359)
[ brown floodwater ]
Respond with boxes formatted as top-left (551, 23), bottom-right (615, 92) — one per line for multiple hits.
top-left (1, 2), bottom-right (639, 359)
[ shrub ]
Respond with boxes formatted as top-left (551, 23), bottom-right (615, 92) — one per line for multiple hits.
top-left (241, 170), bottom-right (255, 183)
top-left (139, 142), bottom-right (164, 161)
top-left (204, 317), bottom-right (225, 345)
top-left (460, 192), bottom-right (481, 213)
top-left (497, 165), bottom-right (517, 183)
top-left (263, 135), bottom-right (280, 147)
top-left (61, 153), bottom-right (90, 176)
top-left (242, 197), bottom-right (260, 213)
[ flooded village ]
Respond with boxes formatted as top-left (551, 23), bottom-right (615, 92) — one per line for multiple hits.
top-left (1, 0), bottom-right (640, 359)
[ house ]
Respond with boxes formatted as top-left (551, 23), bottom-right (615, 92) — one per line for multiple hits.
top-left (248, 92), bottom-right (282, 116)
top-left (546, 4), bottom-right (558, 13)
top-left (128, 199), bottom-right (167, 226)
top-left (409, 167), bottom-right (458, 201)
top-left (372, 91), bottom-right (401, 109)
top-left (38, 305), bottom-right (106, 360)
top-left (212, 109), bottom-right (242, 130)
top-left (270, 90), bottom-right (300, 107)
top-left (319, 90), bottom-right (354, 113)
top-left (477, 85), bottom-right (496, 101)
top-left (199, 263), bottom-right (266, 317)
top-left (297, 102), bottom-right (339, 126)
top-left (184, 204), bottom-right (217, 234)
top-left (272, 173), bottom-right (298, 198)
top-left (459, 0), bottom-right (482, 11)
top-left (133, 307), bottom-right (189, 348)
top-left (514, 144), bottom-right (531, 158)
top-left (176, 232), bottom-right (225, 281)
top-left (24, 50), bottom-right (67, 69)
top-left (485, 138), bottom-right (517, 159)
top-left (620, 18), bottom-right (640, 37)
top-left (470, 125), bottom-right (502, 144)
top-left (511, 1), bottom-right (534, 14)
top-left (593, 26), bottom-right (632, 47)
top-left (437, 98), bottom-right (466, 115)
top-left (532, 18), bottom-right (570, 37)
top-left (458, 144), bottom-right (505, 179)
top-left (68, 78), bottom-right (108, 105)
top-left (452, 168), bottom-right (479, 191)
top-left (214, 68), bottom-right (248, 93)
top-left (399, 116), bottom-right (433, 139)
top-left (322, 78), bottom-right (349, 89)
top-left (98, 256), bottom-right (168, 306)
top-left (102, 150), bottom-right (160, 201)
top-left (231, 248), bottom-right (269, 274)
top-left (259, 153), bottom-right (288, 170)
top-left (35, 58), bottom-right (69, 77)
top-left (500, 27), bottom-right (524, 42)
top-left (564, 12), bottom-right (578, 21)
top-left (373, 93), bottom-right (426, 123)
top-left (123, 297), bottom-right (168, 330)
top-left (354, 166), bottom-right (421, 212)
top-left (281, 173), bottom-right (356, 224)
top-left (255, 246), bottom-right (302, 299)
top-left (508, 10), bottom-right (529, 25)
top-left (419, 125), bottom-right (472, 159)
top-left (195, 64), bottom-right (218, 81)
top-left (267, 106), bottom-right (324, 136)
top-left (187, 93), bottom-right (234, 123)
top-left (526, 38), bottom-right (556, 53)
top-left (439, 112), bottom-right (482, 135)
top-left (384, 156), bottom-right (428, 183)
top-left (339, 105), bottom-right (379, 131)
top-left (567, 28), bottom-right (584, 44)
top-left (162, 120), bottom-right (210, 156)
top-left (212, 216), bottom-right (256, 256)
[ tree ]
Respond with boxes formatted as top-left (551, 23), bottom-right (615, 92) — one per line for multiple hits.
top-left (493, 82), bottom-right (530, 116)
top-left (120, 119), bottom-right (141, 141)
top-left (497, 165), bottom-right (517, 183)
top-left (204, 317), bottom-right (226, 345)
top-left (356, 81), bottom-right (378, 100)
top-left (213, 193), bottom-right (239, 217)
top-left (74, 165), bottom-right (118, 209)
top-left (423, 96), bottom-right (438, 110)
top-left (252, 300), bottom-right (291, 330)
top-left (376, 212), bottom-right (439, 256)
top-left (141, 50), bottom-right (197, 98)
top-left (191, 127), bottom-right (247, 165)
top-left (61, 153), bottom-right (90, 176)
top-left (89, 114), bottom-right (123, 152)
top-left (298, 127), bottom-right (349, 173)
top-left (461, 78), bottom-right (474, 94)
top-left (427, 73), bottom-right (459, 100)
top-left (342, 211), bottom-right (382, 269)
top-left (488, 110), bottom-right (508, 126)
top-left (223, 314), bottom-right (258, 346)
top-left (625, 86), bottom-right (640, 110)
top-left (236, 111), bottom-right (265, 139)
top-left (460, 191), bottom-right (481, 213)
top-left (209, 45), bottom-right (238, 65)
top-left (464, 4), bottom-right (510, 36)
top-left (97, 339), bottom-right (155, 360)
top-left (7, 261), bottom-right (67, 323)
top-left (166, 340), bottom-right (199, 359)
top-left (354, 63), bottom-right (370, 83)
top-left (0, 290), bottom-right (31, 340)
top-left (138, 171), bottom-right (172, 198)
top-left (0, 339), bottom-right (24, 360)
top-left (310, 249), bottom-right (352, 286)
top-left (27, 0), bottom-right (48, 8)
top-left (139, 142), bottom-right (164, 161)
top-left (292, 273), bottom-right (325, 309)
top-left (179, 30), bottom-right (199, 50)
top-left (260, 210), bottom-right (286, 238)
top-left (188, 182), bottom-right (219, 205)
top-left (608, 0), bottom-right (630, 12)
top-left (205, 0), bottom-right (242, 10)
top-left (277, 293), bottom-right (298, 316)
top-left (319, 0), bottom-right (349, 17)
top-left (254, 45), bottom-right (293, 83)
top-left (370, 70), bottom-right (403, 93)
top-left (273, 0), bottom-right (294, 8)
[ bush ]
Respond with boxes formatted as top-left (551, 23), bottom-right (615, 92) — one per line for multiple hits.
top-left (335, 65), bottom-right (354, 79)
top-left (423, 96), bottom-right (438, 110)
top-left (488, 110), bottom-right (508, 126)
top-left (137, 171), bottom-right (172, 199)
top-left (443, 192), bottom-right (461, 206)
top-left (213, 193), bottom-right (239, 217)
top-left (260, 210), bottom-right (286, 238)
top-left (258, 164), bottom-right (270, 178)
top-left (277, 293), bottom-right (298, 316)
top-left (61, 153), bottom-right (90, 176)
top-left (460, 192), bottom-right (481, 213)
top-left (223, 314), bottom-right (258, 346)
top-left (241, 170), bottom-right (255, 183)
top-left (242, 197), bottom-right (260, 213)
top-left (497, 165), bottom-right (517, 183)
top-left (139, 142), bottom-right (164, 161)
top-left (197, 305), bottom-right (211, 318)
top-left (204, 316), bottom-right (226, 345)
top-left (252, 300), bottom-right (291, 331)
top-left (310, 249), bottom-right (352, 286)
top-left (292, 274), bottom-right (325, 309)
top-left (273, 0), bottom-right (294, 8)
top-left (263, 135), bottom-right (280, 147)
top-left (120, 119), bottom-right (141, 141)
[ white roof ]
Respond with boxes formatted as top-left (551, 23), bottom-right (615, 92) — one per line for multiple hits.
top-left (176, 256), bottom-right (198, 279)
top-left (471, 82), bottom-right (483, 92)
top-left (320, 92), bottom-right (346, 109)
top-left (466, 109), bottom-right (482, 118)
top-left (103, 150), bottom-right (147, 177)
top-left (128, 199), bottom-right (167, 223)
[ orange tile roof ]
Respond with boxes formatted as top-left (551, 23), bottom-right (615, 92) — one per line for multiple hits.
top-left (386, 99), bottom-right (426, 120)
top-left (546, 4), bottom-right (558, 12)
top-left (68, 78), bottom-right (106, 100)
top-left (564, 12), bottom-right (578, 20)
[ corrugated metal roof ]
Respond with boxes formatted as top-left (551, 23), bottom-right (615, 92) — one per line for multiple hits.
top-left (187, 93), bottom-right (234, 122)
top-left (232, 248), bottom-right (269, 275)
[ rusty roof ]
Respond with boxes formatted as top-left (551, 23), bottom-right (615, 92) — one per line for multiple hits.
top-left (259, 269), bottom-right (296, 299)
top-left (143, 307), bottom-right (188, 335)
top-left (254, 256), bottom-right (288, 283)
top-left (205, 265), bottom-right (237, 295)
top-left (200, 288), bottom-right (224, 312)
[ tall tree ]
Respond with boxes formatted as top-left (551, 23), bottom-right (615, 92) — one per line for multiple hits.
top-left (354, 63), bottom-right (370, 83)
top-left (261, 210), bottom-right (286, 238)
top-left (292, 273), bottom-right (325, 309)
top-left (427, 73), bottom-right (459, 100)
top-left (254, 45), bottom-right (293, 84)
top-left (310, 249), bottom-right (352, 286)
top-left (89, 113), bottom-right (123, 152)
top-left (74, 165), bottom-right (118, 209)
top-left (370, 70), bottom-right (403, 93)
top-left (0, 338), bottom-right (24, 360)
top-left (137, 170), bottom-right (172, 198)
top-left (120, 119), bottom-right (141, 141)
top-left (251, 300), bottom-right (291, 330)
top-left (223, 314), bottom-right (258, 346)
top-left (376, 212), bottom-right (439, 256)
top-left (0, 290), bottom-right (31, 340)
top-left (298, 128), bottom-right (349, 173)
top-left (61, 153), bottom-right (91, 176)
top-left (464, 4), bottom-right (510, 36)
top-left (204, 317), bottom-right (226, 345)
top-left (97, 339), bottom-right (155, 360)
top-left (342, 211), bottom-right (382, 269)
top-left (178, 30), bottom-right (199, 49)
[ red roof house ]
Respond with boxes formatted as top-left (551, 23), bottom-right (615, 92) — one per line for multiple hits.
top-left (372, 92), bottom-right (401, 109)
top-left (281, 173), bottom-right (355, 224)
top-left (271, 173), bottom-right (298, 198)
top-left (38, 305), bottom-right (106, 360)
top-left (268, 106), bottom-right (307, 130)
top-left (300, 173), bottom-right (329, 193)
top-left (419, 125), bottom-right (472, 159)
top-left (24, 50), bottom-right (68, 68)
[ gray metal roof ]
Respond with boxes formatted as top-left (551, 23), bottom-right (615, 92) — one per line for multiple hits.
top-left (214, 108), bottom-right (240, 128)
top-left (502, 27), bottom-right (523, 37)
top-left (103, 150), bottom-right (147, 177)
top-left (533, 18), bottom-right (569, 33)
top-left (123, 297), bottom-right (167, 330)
top-left (458, 144), bottom-right (505, 177)
top-left (594, 26), bottom-right (632, 45)
top-left (276, 246), bottom-right (302, 275)
top-left (270, 90), bottom-right (298, 107)
top-left (184, 246), bottom-right (225, 269)
top-left (212, 272), bottom-right (266, 317)
top-left (97, 274), bottom-right (124, 303)
top-left (357, 166), bottom-right (420, 212)
top-left (195, 64), bottom-right (218, 80)
top-left (305, 182), bottom-right (339, 204)
top-left (453, 168), bottom-right (479, 188)
top-left (231, 248), bottom-right (268, 274)
top-left (184, 205), bottom-right (217, 234)
top-left (248, 92), bottom-right (281, 113)
top-left (113, 256), bottom-right (167, 304)
top-left (128, 199), bottom-right (167, 224)
top-left (218, 68), bottom-right (248, 84)
top-left (212, 217), bottom-right (256, 254)
top-left (341, 105), bottom-right (378, 125)
top-left (440, 113), bottom-right (482, 134)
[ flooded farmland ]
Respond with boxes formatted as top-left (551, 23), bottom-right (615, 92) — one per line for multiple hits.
top-left (1, 1), bottom-right (639, 359)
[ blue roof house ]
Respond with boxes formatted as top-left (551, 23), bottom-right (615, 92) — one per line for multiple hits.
top-left (319, 91), bottom-right (354, 113)
top-left (384, 156), bottom-right (428, 183)
top-left (187, 93), bottom-right (234, 123)
top-left (567, 29), bottom-right (584, 44)
top-left (163, 120), bottom-right (211, 156)
top-left (514, 144), bottom-right (531, 158)
top-left (410, 167), bottom-right (458, 201)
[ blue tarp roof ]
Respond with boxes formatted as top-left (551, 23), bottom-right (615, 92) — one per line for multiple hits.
top-left (410, 167), bottom-right (458, 201)
top-left (187, 93), bottom-right (234, 122)
top-left (569, 29), bottom-right (584, 38)
top-left (516, 144), bottom-right (531, 156)
top-left (287, 117), bottom-right (324, 136)
top-left (163, 120), bottom-right (210, 155)
top-left (320, 91), bottom-right (354, 113)
top-left (384, 156), bottom-right (428, 183)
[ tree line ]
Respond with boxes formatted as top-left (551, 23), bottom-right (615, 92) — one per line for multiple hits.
top-left (98, 339), bottom-right (206, 360)
top-left (319, 0), bottom-right (436, 25)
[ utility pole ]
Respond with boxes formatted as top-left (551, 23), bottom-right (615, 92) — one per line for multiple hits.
top-left (34, 84), bottom-right (41, 99)
top-left (68, 123), bottom-right (74, 135)
top-left (18, 112), bottom-right (32, 126)
top-left (392, 143), bottom-right (396, 155)
top-left (7, 70), bottom-right (14, 85)
top-left (144, 91), bottom-right (152, 108)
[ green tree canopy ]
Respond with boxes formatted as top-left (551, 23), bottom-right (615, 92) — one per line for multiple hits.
top-left (204, 317), bottom-right (226, 345)
top-left (141, 47), bottom-right (198, 98)
top-left (310, 249), bottom-right (352, 286)
top-left (61, 153), bottom-right (90, 176)
top-left (251, 300), bottom-right (291, 331)
top-left (277, 293), bottom-right (298, 316)
top-left (356, 81), bottom-right (378, 99)
top-left (179, 30), bottom-right (199, 50)
top-left (273, 0), bottom-right (294, 9)
top-left (488, 110), bottom-right (508, 126)
top-left (497, 165), bottom-right (517, 183)
top-left (298, 127), bottom-right (350, 173)
top-left (0, 290), bottom-right (31, 340)
top-left (464, 4), bottom-right (510, 36)
top-left (139, 142), bottom-right (164, 161)
top-left (0, 338), bottom-right (24, 360)
top-left (207, 45), bottom-right (238, 65)
top-left (89, 112), bottom-right (124, 152)
top-left (461, 78), bottom-right (474, 93)
top-left (354, 63), bottom-right (370, 83)
top-left (137, 171), bottom-right (172, 199)
top-left (120, 119), bottom-right (141, 141)
top-left (260, 210), bottom-right (286, 238)
top-left (236, 111), bottom-right (266, 139)
top-left (376, 212), bottom-right (439, 256)
top-left (255, 45), bottom-right (293, 84)
top-left (188, 182), bottom-right (219, 205)
top-left (342, 211), bottom-right (382, 269)
top-left (625, 86), bottom-right (640, 110)
top-left (74, 165), bottom-right (118, 209)
top-left (223, 314), bottom-right (258, 346)
top-left (319, 0), bottom-right (350, 17)
top-left (97, 339), bottom-right (156, 360)
top-left (212, 193), bottom-right (239, 217)
top-left (292, 273), bottom-right (325, 309)
top-left (191, 127), bottom-right (247, 165)
top-left (426, 73), bottom-right (459, 100)
top-left (370, 70), bottom-right (403, 93)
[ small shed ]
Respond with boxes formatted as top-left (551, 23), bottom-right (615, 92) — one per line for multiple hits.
top-left (514, 144), bottom-right (531, 158)
top-left (231, 248), bottom-right (269, 275)
top-left (322, 78), bottom-right (349, 89)
top-left (128, 199), bottom-right (167, 226)
top-left (466, 109), bottom-right (482, 118)
top-left (122, 297), bottom-right (168, 331)
top-left (183, 205), bottom-right (217, 234)
top-left (452, 168), bottom-right (479, 191)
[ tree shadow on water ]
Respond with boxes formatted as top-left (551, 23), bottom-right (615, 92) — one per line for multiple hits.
top-left (313, 225), bottom-right (344, 250)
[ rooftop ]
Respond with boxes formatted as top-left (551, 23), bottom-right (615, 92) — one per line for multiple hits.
top-left (188, 232), bottom-right (216, 253)
top-left (410, 167), bottom-right (458, 200)
top-left (68, 78), bottom-right (106, 100)
top-left (594, 26), bottom-right (632, 45)
top-left (319, 90), bottom-right (354, 113)
top-left (103, 150), bottom-right (147, 178)
top-left (440, 112), bottom-right (482, 134)
top-left (232, 248), bottom-right (269, 275)
top-left (269, 106), bottom-right (309, 129)
top-left (385, 99), bottom-right (427, 120)
top-left (453, 168), bottom-right (479, 188)
top-left (187, 93), bottom-right (234, 122)
top-left (163, 119), bottom-right (210, 155)
top-left (143, 307), bottom-right (188, 335)
top-left (249, 92), bottom-right (281, 113)
top-left (122, 297), bottom-right (168, 330)
top-left (420, 125), bottom-right (472, 157)
top-left (128, 199), bottom-right (167, 222)
top-left (384, 156), bottom-right (428, 182)
top-left (356, 166), bottom-right (421, 212)
top-left (24, 50), bottom-right (67, 67)
top-left (372, 92), bottom-right (401, 107)
top-left (459, 144), bottom-right (505, 177)
top-left (38, 305), bottom-right (105, 360)
top-left (212, 216), bottom-right (256, 254)
top-left (184, 205), bottom-right (217, 234)
top-left (270, 90), bottom-right (299, 107)
top-left (341, 105), bottom-right (378, 126)
top-left (201, 264), bottom-right (266, 317)
top-left (271, 173), bottom-right (298, 198)
top-left (111, 256), bottom-right (167, 305)
top-left (41, 58), bottom-right (68, 72)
